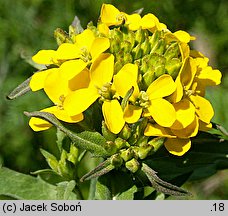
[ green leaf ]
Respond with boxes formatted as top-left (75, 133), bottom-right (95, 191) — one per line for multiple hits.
top-left (56, 180), bottom-right (77, 200)
top-left (7, 77), bottom-right (31, 100)
top-left (95, 176), bottom-right (112, 200)
top-left (116, 185), bottom-right (137, 200)
top-left (24, 111), bottom-right (108, 157)
top-left (0, 167), bottom-right (76, 199)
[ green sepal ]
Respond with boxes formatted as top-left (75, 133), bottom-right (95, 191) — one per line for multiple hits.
top-left (24, 111), bottom-right (109, 157)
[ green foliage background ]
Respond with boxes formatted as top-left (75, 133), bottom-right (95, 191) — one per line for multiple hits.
top-left (0, 0), bottom-right (228, 199)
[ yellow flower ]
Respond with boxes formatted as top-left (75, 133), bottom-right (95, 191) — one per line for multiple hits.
top-left (113, 63), bottom-right (176, 127)
top-left (30, 29), bottom-right (110, 92)
top-left (64, 53), bottom-right (125, 134)
top-left (99, 4), bottom-right (166, 32)
top-left (29, 68), bottom-right (88, 131)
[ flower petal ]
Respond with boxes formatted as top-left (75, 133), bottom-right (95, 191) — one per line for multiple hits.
top-left (64, 87), bottom-right (99, 116)
top-left (173, 30), bottom-right (192, 43)
top-left (147, 74), bottom-right (176, 100)
top-left (126, 13), bottom-right (141, 31)
top-left (141, 13), bottom-right (158, 31)
top-left (30, 68), bottom-right (58, 91)
top-left (29, 117), bottom-right (52, 131)
top-left (171, 116), bottom-right (199, 138)
top-left (60, 59), bottom-right (87, 80)
top-left (190, 95), bottom-right (214, 124)
top-left (100, 4), bottom-right (121, 26)
top-left (124, 104), bottom-right (142, 123)
top-left (32, 50), bottom-right (57, 65)
top-left (56, 43), bottom-right (81, 60)
top-left (90, 37), bottom-right (110, 60)
top-left (179, 57), bottom-right (197, 90)
top-left (168, 76), bottom-right (183, 103)
top-left (102, 100), bottom-right (125, 134)
top-left (90, 53), bottom-right (114, 87)
top-left (44, 69), bottom-right (68, 104)
top-left (69, 68), bottom-right (90, 91)
top-left (46, 106), bottom-right (84, 123)
top-left (75, 29), bottom-right (95, 51)
top-left (171, 99), bottom-right (195, 129)
top-left (147, 98), bottom-right (176, 127)
top-left (164, 138), bottom-right (191, 156)
top-left (113, 63), bottom-right (139, 99)
top-left (197, 66), bottom-right (222, 86)
top-left (144, 123), bottom-right (176, 138)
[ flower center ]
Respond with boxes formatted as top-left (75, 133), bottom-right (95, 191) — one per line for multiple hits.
top-left (80, 47), bottom-right (92, 62)
top-left (135, 91), bottom-right (150, 108)
top-left (98, 82), bottom-right (114, 100)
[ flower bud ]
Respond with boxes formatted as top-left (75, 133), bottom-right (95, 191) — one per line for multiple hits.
top-left (120, 148), bottom-right (134, 162)
top-left (54, 28), bottom-right (71, 45)
top-left (125, 158), bottom-right (140, 173)
top-left (132, 44), bottom-right (143, 60)
top-left (143, 69), bottom-right (155, 88)
top-left (135, 28), bottom-right (145, 44)
top-left (114, 137), bottom-right (128, 149)
top-left (121, 41), bottom-right (133, 53)
top-left (119, 124), bottom-right (131, 140)
top-left (138, 144), bottom-right (154, 159)
top-left (102, 121), bottom-right (117, 141)
top-left (165, 58), bottom-right (182, 79)
top-left (110, 38), bottom-right (121, 53)
top-left (150, 39), bottom-right (166, 55)
top-left (104, 141), bottom-right (118, 155)
top-left (164, 42), bottom-right (180, 61)
top-left (149, 30), bottom-right (160, 48)
top-left (111, 154), bottom-right (123, 167)
top-left (141, 38), bottom-right (151, 56)
top-left (148, 137), bottom-right (165, 153)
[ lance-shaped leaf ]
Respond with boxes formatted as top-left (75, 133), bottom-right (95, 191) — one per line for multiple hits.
top-left (24, 111), bottom-right (108, 157)
top-left (7, 77), bottom-right (31, 100)
top-left (141, 163), bottom-right (191, 196)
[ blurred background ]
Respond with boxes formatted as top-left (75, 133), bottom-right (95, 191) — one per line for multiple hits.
top-left (0, 0), bottom-right (227, 199)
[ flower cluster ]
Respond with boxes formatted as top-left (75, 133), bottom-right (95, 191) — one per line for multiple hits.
top-left (29, 4), bottom-right (221, 157)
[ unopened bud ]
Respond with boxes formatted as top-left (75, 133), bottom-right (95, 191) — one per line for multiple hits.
top-left (150, 39), bottom-right (166, 55)
top-left (119, 124), bottom-right (131, 140)
top-left (165, 58), bottom-right (182, 79)
top-left (132, 44), bottom-right (142, 60)
top-left (143, 69), bottom-right (155, 88)
top-left (141, 38), bottom-right (150, 56)
top-left (138, 144), bottom-right (153, 159)
top-left (104, 141), bottom-right (118, 155)
top-left (111, 154), bottom-right (123, 167)
top-left (114, 137), bottom-right (128, 149)
top-left (164, 42), bottom-right (180, 61)
top-left (120, 148), bottom-right (134, 162)
top-left (125, 158), bottom-right (140, 173)
top-left (135, 28), bottom-right (145, 44)
top-left (102, 121), bottom-right (117, 141)
top-left (148, 137), bottom-right (165, 153)
top-left (54, 28), bottom-right (71, 45)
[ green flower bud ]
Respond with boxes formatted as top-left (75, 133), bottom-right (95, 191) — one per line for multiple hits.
top-left (121, 41), bottom-right (132, 53)
top-left (138, 144), bottom-right (154, 159)
top-left (102, 121), bottom-right (117, 142)
top-left (123, 31), bottom-right (135, 50)
top-left (119, 124), bottom-right (131, 140)
top-left (114, 137), bottom-right (128, 149)
top-left (149, 30), bottom-right (160, 48)
top-left (120, 148), bottom-right (134, 162)
top-left (132, 44), bottom-right (143, 60)
top-left (165, 58), bottom-right (182, 79)
top-left (104, 141), bottom-right (118, 155)
top-left (123, 53), bottom-right (133, 64)
top-left (142, 69), bottom-right (155, 88)
top-left (150, 39), bottom-right (166, 55)
top-left (141, 38), bottom-right (150, 56)
top-left (111, 154), bottom-right (123, 168)
top-left (125, 158), bottom-right (140, 173)
top-left (54, 28), bottom-right (71, 45)
top-left (164, 42), bottom-right (180, 61)
top-left (110, 28), bottom-right (123, 41)
top-left (154, 64), bottom-right (166, 78)
top-left (135, 28), bottom-right (145, 44)
top-left (148, 137), bottom-right (165, 153)
top-left (110, 38), bottom-right (121, 53)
